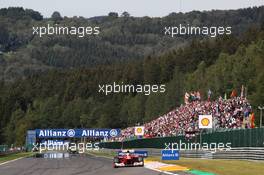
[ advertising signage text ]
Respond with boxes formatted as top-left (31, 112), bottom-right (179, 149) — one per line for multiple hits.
top-left (161, 150), bottom-right (179, 160)
top-left (35, 129), bottom-right (120, 138)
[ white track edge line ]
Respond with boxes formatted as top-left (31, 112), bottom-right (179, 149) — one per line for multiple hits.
top-left (145, 166), bottom-right (179, 175)
top-left (0, 157), bottom-right (24, 166)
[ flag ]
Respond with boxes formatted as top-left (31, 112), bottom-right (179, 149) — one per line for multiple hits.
top-left (199, 115), bottom-right (213, 129)
top-left (207, 89), bottom-right (212, 101)
top-left (230, 89), bottom-right (237, 98)
top-left (184, 92), bottom-right (190, 104)
top-left (196, 91), bottom-right (201, 100)
top-left (250, 113), bottom-right (255, 128)
top-left (241, 85), bottom-right (245, 98)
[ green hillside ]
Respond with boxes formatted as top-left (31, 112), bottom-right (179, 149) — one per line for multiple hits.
top-left (0, 6), bottom-right (264, 145)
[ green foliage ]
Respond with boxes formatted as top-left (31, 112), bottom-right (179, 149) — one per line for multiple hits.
top-left (0, 7), bottom-right (42, 20)
top-left (51, 11), bottom-right (62, 22)
top-left (0, 7), bottom-right (264, 146)
top-left (1, 6), bottom-right (264, 80)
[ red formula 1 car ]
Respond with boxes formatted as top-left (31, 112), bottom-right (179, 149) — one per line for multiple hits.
top-left (113, 150), bottom-right (144, 168)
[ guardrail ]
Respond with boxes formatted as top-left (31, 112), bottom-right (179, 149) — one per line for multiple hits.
top-left (0, 150), bottom-right (21, 156)
top-left (146, 147), bottom-right (264, 161)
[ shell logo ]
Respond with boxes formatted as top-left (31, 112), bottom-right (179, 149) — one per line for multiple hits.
top-left (136, 127), bottom-right (143, 133)
top-left (199, 115), bottom-right (212, 129)
top-left (201, 118), bottom-right (210, 126)
top-left (135, 126), bottom-right (144, 136)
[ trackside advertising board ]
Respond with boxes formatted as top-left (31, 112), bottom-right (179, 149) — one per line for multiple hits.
top-left (35, 129), bottom-right (121, 138)
top-left (134, 126), bottom-right (144, 136)
top-left (199, 115), bottom-right (213, 129)
top-left (161, 150), bottom-right (179, 160)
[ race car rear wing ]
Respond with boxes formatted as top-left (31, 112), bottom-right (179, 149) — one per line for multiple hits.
top-left (117, 150), bottom-right (148, 157)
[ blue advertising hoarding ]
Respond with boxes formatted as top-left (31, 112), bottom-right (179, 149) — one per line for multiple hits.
top-left (26, 130), bottom-right (36, 145)
top-left (25, 130), bottom-right (37, 151)
top-left (161, 150), bottom-right (179, 160)
top-left (35, 129), bottom-right (121, 138)
top-left (40, 140), bottom-right (70, 146)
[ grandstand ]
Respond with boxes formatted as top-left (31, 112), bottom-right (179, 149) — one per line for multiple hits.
top-left (117, 96), bottom-right (254, 141)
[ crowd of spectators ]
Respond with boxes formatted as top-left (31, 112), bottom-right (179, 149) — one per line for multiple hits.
top-left (115, 96), bottom-right (253, 141)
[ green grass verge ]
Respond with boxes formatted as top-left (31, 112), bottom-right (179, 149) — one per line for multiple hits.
top-left (0, 152), bottom-right (35, 164)
top-left (148, 156), bottom-right (264, 175)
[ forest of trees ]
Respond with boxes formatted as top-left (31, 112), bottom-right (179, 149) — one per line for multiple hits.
top-left (0, 7), bottom-right (264, 145)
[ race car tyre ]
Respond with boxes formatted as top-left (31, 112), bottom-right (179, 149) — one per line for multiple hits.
top-left (113, 163), bottom-right (118, 168)
top-left (113, 157), bottom-right (119, 163)
top-left (138, 157), bottom-right (143, 162)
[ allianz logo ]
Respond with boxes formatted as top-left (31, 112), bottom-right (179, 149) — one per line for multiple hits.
top-left (81, 129), bottom-right (118, 137)
top-left (38, 129), bottom-right (118, 137)
top-left (38, 129), bottom-right (75, 137)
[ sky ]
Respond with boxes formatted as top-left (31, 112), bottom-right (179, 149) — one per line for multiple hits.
top-left (1, 0), bottom-right (264, 18)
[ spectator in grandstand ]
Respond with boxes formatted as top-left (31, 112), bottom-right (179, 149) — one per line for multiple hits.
top-left (116, 96), bottom-right (253, 141)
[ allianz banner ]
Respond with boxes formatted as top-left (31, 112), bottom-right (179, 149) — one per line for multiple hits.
top-left (35, 129), bottom-right (121, 138)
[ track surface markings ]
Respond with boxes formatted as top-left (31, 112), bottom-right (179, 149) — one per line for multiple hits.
top-left (0, 157), bottom-right (24, 166)
top-left (144, 160), bottom-right (189, 175)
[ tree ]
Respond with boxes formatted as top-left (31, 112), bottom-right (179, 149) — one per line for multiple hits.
top-left (51, 11), bottom-right (62, 22)
top-left (108, 12), bottom-right (118, 18)
top-left (121, 11), bottom-right (130, 18)
top-left (0, 25), bottom-right (9, 51)
top-left (25, 9), bottom-right (43, 20)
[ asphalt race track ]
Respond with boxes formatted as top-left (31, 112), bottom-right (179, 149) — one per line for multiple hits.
top-left (0, 154), bottom-right (165, 175)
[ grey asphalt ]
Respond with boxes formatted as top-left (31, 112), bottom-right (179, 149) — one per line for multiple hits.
top-left (0, 154), bottom-right (166, 175)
